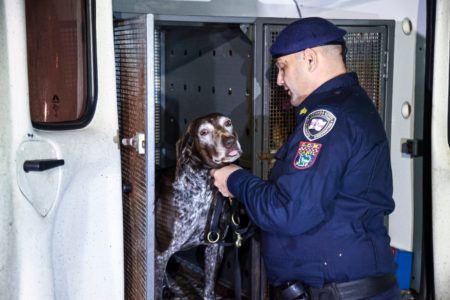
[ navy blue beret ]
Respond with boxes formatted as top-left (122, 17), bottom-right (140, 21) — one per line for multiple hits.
top-left (270, 17), bottom-right (347, 58)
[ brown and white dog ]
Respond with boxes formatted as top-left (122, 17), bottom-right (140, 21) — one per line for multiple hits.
top-left (155, 112), bottom-right (242, 299)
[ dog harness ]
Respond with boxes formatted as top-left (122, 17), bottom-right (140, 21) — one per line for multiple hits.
top-left (205, 193), bottom-right (255, 300)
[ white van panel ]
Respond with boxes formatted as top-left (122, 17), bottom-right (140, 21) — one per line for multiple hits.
top-left (432, 0), bottom-right (450, 298)
top-left (1, 0), bottom-right (34, 297)
top-left (388, 22), bottom-right (417, 252)
top-left (0, 0), bottom-right (124, 299)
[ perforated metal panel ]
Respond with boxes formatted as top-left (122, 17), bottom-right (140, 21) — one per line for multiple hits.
top-left (264, 24), bottom-right (390, 157)
top-left (159, 24), bottom-right (253, 169)
top-left (114, 16), bottom-right (148, 300)
top-left (154, 28), bottom-right (161, 166)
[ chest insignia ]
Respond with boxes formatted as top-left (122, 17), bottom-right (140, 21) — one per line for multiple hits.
top-left (303, 109), bottom-right (336, 141)
top-left (293, 141), bottom-right (322, 170)
top-left (299, 107), bottom-right (308, 115)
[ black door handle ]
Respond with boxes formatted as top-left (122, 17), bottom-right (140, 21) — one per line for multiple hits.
top-left (23, 159), bottom-right (65, 173)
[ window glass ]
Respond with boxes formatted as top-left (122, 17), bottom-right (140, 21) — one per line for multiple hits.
top-left (25, 0), bottom-right (95, 128)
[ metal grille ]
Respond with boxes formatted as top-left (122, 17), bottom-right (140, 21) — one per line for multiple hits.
top-left (264, 24), bottom-right (388, 155)
top-left (154, 29), bottom-right (161, 166)
top-left (268, 31), bottom-right (296, 151)
top-left (114, 16), bottom-right (148, 300)
top-left (345, 30), bottom-right (385, 114)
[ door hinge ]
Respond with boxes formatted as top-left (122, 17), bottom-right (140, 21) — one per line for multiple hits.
top-left (401, 139), bottom-right (423, 158)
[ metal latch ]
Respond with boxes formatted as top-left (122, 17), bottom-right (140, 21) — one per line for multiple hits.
top-left (401, 139), bottom-right (423, 158)
top-left (122, 132), bottom-right (145, 155)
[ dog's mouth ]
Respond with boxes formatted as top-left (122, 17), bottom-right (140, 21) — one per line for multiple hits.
top-left (222, 146), bottom-right (242, 163)
top-left (227, 148), bottom-right (240, 157)
top-left (211, 145), bottom-right (242, 165)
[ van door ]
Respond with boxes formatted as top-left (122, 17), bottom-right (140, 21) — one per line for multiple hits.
top-left (431, 0), bottom-right (450, 298)
top-left (0, 0), bottom-right (123, 299)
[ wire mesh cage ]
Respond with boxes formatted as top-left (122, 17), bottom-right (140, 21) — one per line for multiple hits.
top-left (264, 24), bottom-right (389, 159)
top-left (114, 16), bottom-right (392, 300)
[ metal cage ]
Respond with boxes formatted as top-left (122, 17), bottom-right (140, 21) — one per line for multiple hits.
top-left (114, 16), bottom-right (394, 300)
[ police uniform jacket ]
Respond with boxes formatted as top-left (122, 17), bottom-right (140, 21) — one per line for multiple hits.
top-left (227, 72), bottom-right (397, 288)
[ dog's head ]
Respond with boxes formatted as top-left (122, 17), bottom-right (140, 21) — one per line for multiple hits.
top-left (176, 113), bottom-right (242, 171)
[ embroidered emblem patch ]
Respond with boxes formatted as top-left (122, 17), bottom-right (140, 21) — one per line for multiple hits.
top-left (293, 141), bottom-right (322, 170)
top-left (303, 109), bottom-right (336, 141)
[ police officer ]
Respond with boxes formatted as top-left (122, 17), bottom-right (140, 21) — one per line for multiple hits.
top-left (210, 17), bottom-right (401, 299)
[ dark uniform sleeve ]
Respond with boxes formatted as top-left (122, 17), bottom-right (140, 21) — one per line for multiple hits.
top-left (228, 107), bottom-right (354, 236)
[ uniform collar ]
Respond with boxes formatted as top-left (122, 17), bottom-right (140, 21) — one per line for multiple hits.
top-left (295, 72), bottom-right (359, 118)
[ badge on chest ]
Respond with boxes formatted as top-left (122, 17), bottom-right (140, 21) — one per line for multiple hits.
top-left (303, 109), bottom-right (336, 141)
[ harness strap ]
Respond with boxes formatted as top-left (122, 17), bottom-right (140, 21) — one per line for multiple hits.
top-left (229, 199), bottom-right (242, 300)
top-left (228, 199), bottom-right (257, 300)
top-left (233, 246), bottom-right (242, 300)
top-left (205, 195), bottom-right (257, 300)
top-left (205, 193), bottom-right (227, 243)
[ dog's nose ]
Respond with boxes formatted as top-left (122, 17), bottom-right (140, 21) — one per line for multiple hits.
top-left (223, 135), bottom-right (236, 148)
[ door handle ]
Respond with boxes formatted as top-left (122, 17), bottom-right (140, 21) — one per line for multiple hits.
top-left (23, 159), bottom-right (65, 172)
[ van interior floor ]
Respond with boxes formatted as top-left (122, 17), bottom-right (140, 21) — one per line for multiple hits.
top-left (163, 254), bottom-right (245, 300)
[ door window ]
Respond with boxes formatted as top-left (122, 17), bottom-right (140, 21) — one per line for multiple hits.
top-left (25, 0), bottom-right (96, 129)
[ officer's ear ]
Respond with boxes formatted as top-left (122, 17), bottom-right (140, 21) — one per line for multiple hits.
top-left (303, 48), bottom-right (318, 72)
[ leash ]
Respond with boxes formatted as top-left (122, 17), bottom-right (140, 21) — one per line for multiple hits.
top-left (228, 198), bottom-right (256, 300)
top-left (205, 194), bottom-right (257, 300)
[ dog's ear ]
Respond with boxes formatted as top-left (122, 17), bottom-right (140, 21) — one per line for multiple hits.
top-left (176, 135), bottom-right (190, 168)
top-left (175, 125), bottom-right (197, 172)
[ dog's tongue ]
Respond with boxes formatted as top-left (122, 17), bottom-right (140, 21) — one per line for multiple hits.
top-left (228, 150), bottom-right (239, 157)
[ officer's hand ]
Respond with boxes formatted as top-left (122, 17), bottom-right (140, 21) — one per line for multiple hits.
top-left (210, 164), bottom-right (242, 198)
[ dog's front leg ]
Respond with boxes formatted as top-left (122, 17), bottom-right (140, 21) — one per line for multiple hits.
top-left (203, 244), bottom-right (224, 300)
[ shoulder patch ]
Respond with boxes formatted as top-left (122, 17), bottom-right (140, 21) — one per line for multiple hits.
top-left (303, 109), bottom-right (336, 141)
top-left (293, 141), bottom-right (322, 170)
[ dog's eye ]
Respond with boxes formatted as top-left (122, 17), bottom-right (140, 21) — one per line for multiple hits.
top-left (224, 120), bottom-right (232, 127)
top-left (200, 129), bottom-right (209, 136)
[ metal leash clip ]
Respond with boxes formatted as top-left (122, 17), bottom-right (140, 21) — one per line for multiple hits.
top-left (234, 232), bottom-right (243, 248)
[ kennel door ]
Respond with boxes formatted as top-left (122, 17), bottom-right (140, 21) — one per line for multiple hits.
top-left (114, 14), bottom-right (156, 300)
